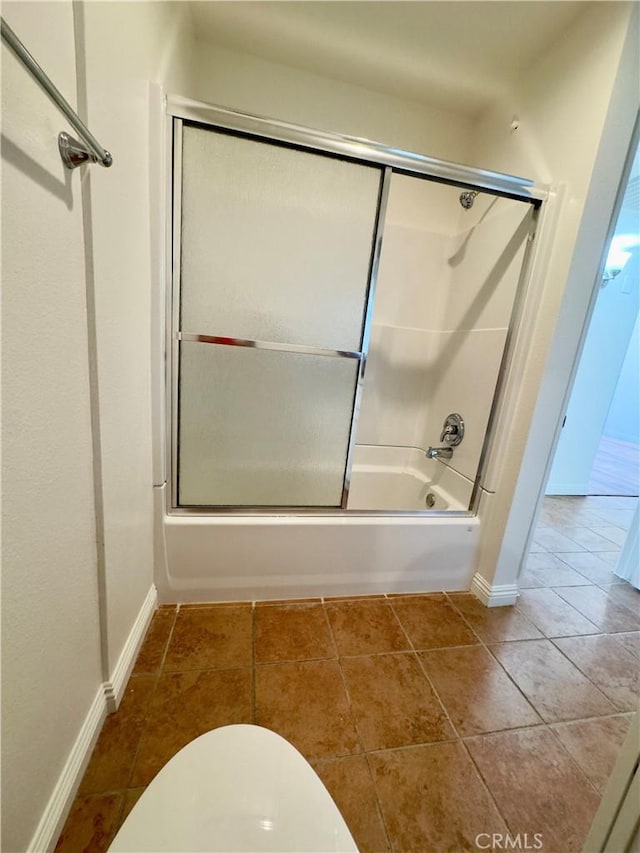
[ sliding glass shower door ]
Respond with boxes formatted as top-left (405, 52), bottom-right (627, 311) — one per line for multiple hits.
top-left (175, 123), bottom-right (383, 507)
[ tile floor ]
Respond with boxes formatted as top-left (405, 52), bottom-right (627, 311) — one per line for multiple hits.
top-left (587, 435), bottom-right (640, 497)
top-left (56, 496), bottom-right (639, 853)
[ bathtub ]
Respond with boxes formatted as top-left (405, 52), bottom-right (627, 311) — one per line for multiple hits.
top-left (347, 445), bottom-right (467, 511)
top-left (154, 445), bottom-right (479, 603)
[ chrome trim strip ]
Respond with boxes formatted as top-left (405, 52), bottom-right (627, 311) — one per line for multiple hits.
top-left (177, 332), bottom-right (361, 360)
top-left (340, 166), bottom-right (392, 508)
top-left (169, 507), bottom-right (474, 518)
top-left (170, 119), bottom-right (183, 509)
top-left (469, 205), bottom-right (541, 512)
top-left (166, 95), bottom-right (548, 203)
top-left (160, 99), bottom-right (173, 489)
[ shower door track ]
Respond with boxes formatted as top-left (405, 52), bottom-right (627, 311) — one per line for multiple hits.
top-left (165, 95), bottom-right (550, 515)
top-left (167, 95), bottom-right (548, 204)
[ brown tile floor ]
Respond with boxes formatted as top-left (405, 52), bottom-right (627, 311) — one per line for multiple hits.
top-left (56, 498), bottom-right (639, 853)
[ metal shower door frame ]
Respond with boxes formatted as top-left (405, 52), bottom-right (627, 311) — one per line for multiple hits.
top-left (169, 116), bottom-right (391, 511)
top-left (164, 97), bottom-right (550, 516)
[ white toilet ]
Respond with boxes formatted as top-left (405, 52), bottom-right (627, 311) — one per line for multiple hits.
top-left (109, 725), bottom-right (359, 852)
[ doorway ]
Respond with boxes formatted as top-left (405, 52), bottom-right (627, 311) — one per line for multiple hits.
top-left (524, 140), bottom-right (639, 594)
top-left (546, 145), bottom-right (639, 499)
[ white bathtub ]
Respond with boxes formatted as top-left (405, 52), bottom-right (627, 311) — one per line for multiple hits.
top-left (154, 445), bottom-right (479, 603)
top-left (347, 445), bottom-right (469, 511)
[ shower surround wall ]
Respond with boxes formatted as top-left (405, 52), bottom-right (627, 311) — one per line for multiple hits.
top-left (355, 175), bottom-right (532, 506)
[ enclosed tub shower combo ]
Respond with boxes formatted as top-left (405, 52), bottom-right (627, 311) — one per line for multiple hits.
top-left (155, 97), bottom-right (548, 601)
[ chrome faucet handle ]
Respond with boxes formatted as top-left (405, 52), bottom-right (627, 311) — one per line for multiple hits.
top-left (440, 424), bottom-right (457, 443)
top-left (439, 413), bottom-right (465, 447)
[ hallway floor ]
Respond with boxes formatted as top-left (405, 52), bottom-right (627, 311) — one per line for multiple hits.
top-left (587, 435), bottom-right (640, 497)
top-left (56, 497), bottom-right (639, 853)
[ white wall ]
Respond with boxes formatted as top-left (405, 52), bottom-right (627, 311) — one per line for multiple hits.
top-left (605, 309), bottom-right (640, 445)
top-left (1, 3), bottom-right (102, 849)
top-left (77, 0), bottom-right (194, 674)
top-left (468, 2), bottom-right (639, 590)
top-left (547, 251), bottom-right (639, 493)
top-left (2, 2), bottom-right (196, 848)
top-left (191, 42), bottom-right (472, 162)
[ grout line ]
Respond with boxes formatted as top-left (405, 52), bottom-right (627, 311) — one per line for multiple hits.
top-left (362, 755), bottom-right (394, 851)
top-left (386, 597), bottom-right (467, 742)
top-left (460, 726), bottom-right (516, 834)
top-left (254, 653), bottom-right (338, 668)
top-left (401, 592), bottom-right (516, 833)
top-left (514, 588), bottom-right (602, 636)
top-left (550, 585), bottom-right (640, 629)
top-left (335, 643), bottom-right (478, 660)
top-left (111, 789), bottom-right (128, 841)
top-left (321, 601), bottom-right (393, 852)
top-left (321, 607), bottom-right (365, 758)
top-left (544, 636), bottom-right (631, 711)
top-left (319, 602), bottom-right (340, 661)
top-left (251, 601), bottom-right (257, 729)
top-left (452, 504), bottom-right (621, 811)
top-left (457, 735), bottom-right (517, 835)
top-left (124, 606), bottom-right (178, 790)
top-left (442, 594), bottom-right (547, 726)
top-left (545, 725), bottom-right (618, 798)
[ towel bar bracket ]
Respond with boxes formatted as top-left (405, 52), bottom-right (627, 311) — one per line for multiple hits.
top-left (58, 132), bottom-right (113, 170)
top-left (1, 16), bottom-right (113, 170)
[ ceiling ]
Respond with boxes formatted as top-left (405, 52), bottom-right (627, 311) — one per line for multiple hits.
top-left (189, 1), bottom-right (589, 117)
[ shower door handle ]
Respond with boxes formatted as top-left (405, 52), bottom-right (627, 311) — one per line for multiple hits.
top-left (177, 332), bottom-right (362, 361)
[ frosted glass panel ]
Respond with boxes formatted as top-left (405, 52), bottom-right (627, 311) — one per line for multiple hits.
top-left (178, 343), bottom-right (359, 506)
top-left (180, 125), bottom-right (381, 351)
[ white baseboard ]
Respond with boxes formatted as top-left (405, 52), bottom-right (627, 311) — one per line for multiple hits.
top-left (471, 572), bottom-right (519, 607)
top-left (28, 686), bottom-right (107, 853)
top-left (27, 586), bottom-right (158, 851)
top-left (104, 584), bottom-right (157, 712)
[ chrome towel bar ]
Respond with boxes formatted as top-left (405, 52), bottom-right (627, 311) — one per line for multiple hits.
top-left (1, 16), bottom-right (112, 170)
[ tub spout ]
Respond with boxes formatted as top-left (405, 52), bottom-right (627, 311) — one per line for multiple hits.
top-left (426, 446), bottom-right (453, 460)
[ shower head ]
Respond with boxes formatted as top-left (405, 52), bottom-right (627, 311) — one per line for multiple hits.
top-left (459, 190), bottom-right (479, 210)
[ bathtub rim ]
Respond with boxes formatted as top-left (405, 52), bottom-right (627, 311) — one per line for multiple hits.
top-left (166, 506), bottom-right (474, 518)
top-left (154, 482), bottom-right (481, 604)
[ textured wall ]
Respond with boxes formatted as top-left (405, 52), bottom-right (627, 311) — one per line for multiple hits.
top-left (78, 0), bottom-right (194, 675)
top-left (191, 41), bottom-right (473, 163)
top-left (1, 3), bottom-right (102, 849)
top-left (1, 2), bottom-right (196, 847)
